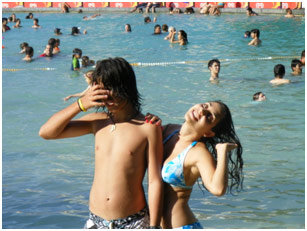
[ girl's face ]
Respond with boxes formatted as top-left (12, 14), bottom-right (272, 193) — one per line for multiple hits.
top-left (185, 102), bottom-right (224, 137)
top-left (178, 32), bottom-right (182, 40)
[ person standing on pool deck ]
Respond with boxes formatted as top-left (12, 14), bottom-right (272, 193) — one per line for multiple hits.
top-left (248, 29), bottom-right (261, 46)
top-left (39, 57), bottom-right (164, 229)
top-left (208, 59), bottom-right (220, 81)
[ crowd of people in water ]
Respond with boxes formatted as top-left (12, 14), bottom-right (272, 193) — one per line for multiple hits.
top-left (3, 4), bottom-right (305, 229)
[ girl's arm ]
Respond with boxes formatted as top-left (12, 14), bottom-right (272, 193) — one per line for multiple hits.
top-left (196, 143), bottom-right (237, 196)
top-left (169, 31), bottom-right (178, 44)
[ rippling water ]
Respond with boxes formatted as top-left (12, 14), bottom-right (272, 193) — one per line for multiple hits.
top-left (2, 12), bottom-right (305, 228)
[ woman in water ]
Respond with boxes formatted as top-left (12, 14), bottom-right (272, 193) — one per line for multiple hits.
top-left (169, 30), bottom-right (188, 46)
top-left (147, 101), bottom-right (243, 228)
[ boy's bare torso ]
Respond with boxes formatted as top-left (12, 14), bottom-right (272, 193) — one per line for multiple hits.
top-left (86, 112), bottom-right (150, 220)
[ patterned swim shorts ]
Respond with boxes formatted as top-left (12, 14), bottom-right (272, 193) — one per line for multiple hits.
top-left (84, 207), bottom-right (149, 229)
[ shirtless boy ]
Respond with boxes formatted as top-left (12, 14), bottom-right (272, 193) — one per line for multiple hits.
top-left (32, 18), bottom-right (41, 29)
top-left (208, 59), bottom-right (221, 81)
top-left (270, 64), bottom-right (291, 85)
top-left (39, 57), bottom-right (163, 229)
top-left (248, 29), bottom-right (261, 46)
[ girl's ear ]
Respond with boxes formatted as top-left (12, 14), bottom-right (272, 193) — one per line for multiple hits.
top-left (203, 130), bottom-right (215, 138)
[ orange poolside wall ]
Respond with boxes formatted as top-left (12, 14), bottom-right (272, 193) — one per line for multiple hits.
top-left (2, 2), bottom-right (301, 9)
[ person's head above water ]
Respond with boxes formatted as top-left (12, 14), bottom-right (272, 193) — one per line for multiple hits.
top-left (253, 92), bottom-right (266, 101)
top-left (92, 57), bottom-right (142, 114)
top-left (250, 29), bottom-right (260, 38)
top-left (274, 64), bottom-right (285, 78)
top-left (71, 26), bottom-right (80, 35)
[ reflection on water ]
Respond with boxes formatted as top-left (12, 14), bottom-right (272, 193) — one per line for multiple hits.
top-left (2, 12), bottom-right (305, 228)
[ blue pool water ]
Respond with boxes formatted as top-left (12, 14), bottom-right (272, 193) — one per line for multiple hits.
top-left (2, 12), bottom-right (305, 229)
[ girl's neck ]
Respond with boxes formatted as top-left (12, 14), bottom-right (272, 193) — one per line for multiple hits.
top-left (179, 122), bottom-right (202, 142)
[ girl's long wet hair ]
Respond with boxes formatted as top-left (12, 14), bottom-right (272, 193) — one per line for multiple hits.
top-left (200, 101), bottom-right (243, 194)
top-left (92, 57), bottom-right (142, 114)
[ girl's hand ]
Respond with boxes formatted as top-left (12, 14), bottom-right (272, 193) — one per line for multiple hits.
top-left (216, 143), bottom-right (238, 154)
top-left (80, 84), bottom-right (110, 110)
top-left (145, 113), bottom-right (162, 126)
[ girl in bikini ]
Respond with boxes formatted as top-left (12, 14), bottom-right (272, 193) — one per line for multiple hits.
top-left (146, 101), bottom-right (243, 228)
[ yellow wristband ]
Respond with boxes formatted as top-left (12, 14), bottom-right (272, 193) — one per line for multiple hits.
top-left (78, 98), bottom-right (87, 112)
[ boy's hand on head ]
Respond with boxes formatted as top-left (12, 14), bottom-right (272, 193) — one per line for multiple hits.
top-left (81, 84), bottom-right (110, 110)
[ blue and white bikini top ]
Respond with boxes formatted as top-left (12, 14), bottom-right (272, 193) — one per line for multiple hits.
top-left (162, 129), bottom-right (197, 189)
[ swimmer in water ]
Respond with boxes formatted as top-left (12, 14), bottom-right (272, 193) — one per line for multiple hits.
top-left (71, 48), bottom-right (82, 71)
top-left (125, 24), bottom-right (131, 32)
top-left (13, 18), bottom-right (22, 28)
top-left (208, 59), bottom-right (221, 81)
top-left (285, 8), bottom-right (295, 18)
top-left (19, 42), bottom-right (28, 54)
top-left (23, 46), bottom-right (34, 62)
top-left (32, 18), bottom-right (41, 29)
top-left (270, 64), bottom-right (291, 85)
top-left (248, 29), bottom-right (261, 46)
top-left (54, 28), bottom-right (62, 36)
top-left (253, 92), bottom-right (266, 101)
top-left (300, 50), bottom-right (305, 66)
top-left (291, 59), bottom-right (303, 75)
top-left (164, 26), bottom-right (176, 40)
top-left (153, 24), bottom-right (162, 35)
top-left (169, 30), bottom-right (188, 46)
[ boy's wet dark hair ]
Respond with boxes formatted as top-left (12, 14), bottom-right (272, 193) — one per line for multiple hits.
top-left (251, 29), bottom-right (260, 37)
top-left (208, 59), bottom-right (220, 69)
top-left (2, 17), bottom-right (8, 23)
top-left (25, 46), bottom-right (34, 56)
top-left (291, 59), bottom-right (303, 70)
top-left (20, 42), bottom-right (29, 49)
top-left (8, 17), bottom-right (13, 22)
top-left (33, 18), bottom-right (39, 23)
top-left (93, 57), bottom-right (142, 113)
top-left (274, 64), bottom-right (285, 77)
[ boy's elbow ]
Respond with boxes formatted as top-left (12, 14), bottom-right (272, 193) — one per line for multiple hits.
top-left (39, 126), bottom-right (53, 140)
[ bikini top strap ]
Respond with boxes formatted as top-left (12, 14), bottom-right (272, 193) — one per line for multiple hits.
top-left (163, 129), bottom-right (180, 144)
